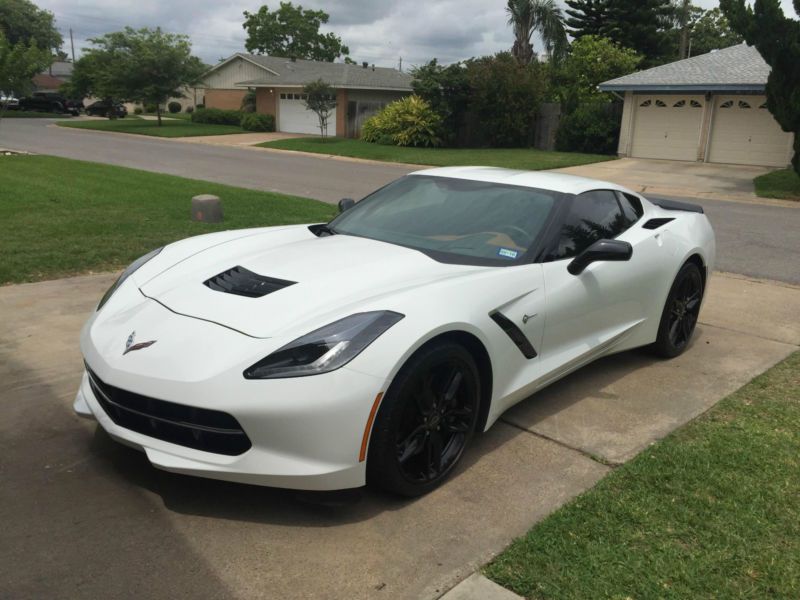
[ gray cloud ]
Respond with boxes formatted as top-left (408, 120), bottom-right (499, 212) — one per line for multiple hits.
top-left (37, 0), bottom-right (799, 68)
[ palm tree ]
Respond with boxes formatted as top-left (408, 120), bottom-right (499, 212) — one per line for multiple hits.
top-left (506, 0), bottom-right (569, 65)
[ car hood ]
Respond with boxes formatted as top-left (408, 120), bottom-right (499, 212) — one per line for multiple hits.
top-left (138, 225), bottom-right (483, 338)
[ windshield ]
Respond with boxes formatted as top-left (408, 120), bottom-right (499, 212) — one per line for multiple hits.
top-left (330, 175), bottom-right (559, 266)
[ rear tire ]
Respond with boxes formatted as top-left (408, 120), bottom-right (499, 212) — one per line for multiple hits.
top-left (367, 341), bottom-right (480, 497)
top-left (652, 262), bottom-right (704, 358)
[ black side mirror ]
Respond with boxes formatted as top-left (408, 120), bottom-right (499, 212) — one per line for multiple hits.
top-left (338, 198), bottom-right (355, 213)
top-left (567, 239), bottom-right (632, 275)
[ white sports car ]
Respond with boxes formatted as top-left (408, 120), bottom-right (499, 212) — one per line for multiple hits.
top-left (74, 167), bottom-right (715, 496)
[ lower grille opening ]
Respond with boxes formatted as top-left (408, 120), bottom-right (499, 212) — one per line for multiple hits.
top-left (86, 366), bottom-right (252, 456)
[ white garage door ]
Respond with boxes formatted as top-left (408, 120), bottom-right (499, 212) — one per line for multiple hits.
top-left (707, 96), bottom-right (792, 167)
top-left (278, 93), bottom-right (336, 135)
top-left (631, 95), bottom-right (705, 161)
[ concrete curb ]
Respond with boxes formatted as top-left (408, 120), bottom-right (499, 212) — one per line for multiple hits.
top-left (439, 574), bottom-right (523, 600)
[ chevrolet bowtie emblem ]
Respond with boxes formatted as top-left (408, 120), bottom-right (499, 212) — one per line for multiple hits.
top-left (123, 331), bottom-right (157, 355)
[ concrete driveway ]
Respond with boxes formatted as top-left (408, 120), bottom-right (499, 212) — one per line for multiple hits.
top-left (1, 272), bottom-right (797, 599)
top-left (555, 157), bottom-right (775, 203)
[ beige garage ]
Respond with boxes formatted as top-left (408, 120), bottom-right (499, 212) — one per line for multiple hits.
top-left (630, 95), bottom-right (705, 161)
top-left (707, 95), bottom-right (794, 167)
top-left (601, 44), bottom-right (794, 168)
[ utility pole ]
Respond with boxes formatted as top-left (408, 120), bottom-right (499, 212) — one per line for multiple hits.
top-left (398, 56), bottom-right (402, 72)
top-left (70, 28), bottom-right (76, 62)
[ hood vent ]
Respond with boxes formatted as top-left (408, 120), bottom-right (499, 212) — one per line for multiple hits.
top-left (204, 265), bottom-right (296, 298)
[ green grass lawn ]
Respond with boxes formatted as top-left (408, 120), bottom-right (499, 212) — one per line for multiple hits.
top-left (0, 155), bottom-right (335, 284)
top-left (485, 351), bottom-right (800, 599)
top-left (57, 117), bottom-right (243, 137)
top-left (258, 137), bottom-right (615, 170)
top-left (2, 110), bottom-right (72, 118)
top-left (754, 168), bottom-right (800, 201)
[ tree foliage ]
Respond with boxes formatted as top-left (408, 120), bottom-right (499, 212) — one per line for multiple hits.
top-left (0, 0), bottom-right (61, 51)
top-left (243, 2), bottom-right (349, 62)
top-left (689, 7), bottom-right (743, 56)
top-left (0, 30), bottom-right (50, 126)
top-left (65, 28), bottom-right (205, 125)
top-left (565, 0), bottom-right (608, 38)
top-left (410, 59), bottom-right (470, 146)
top-left (554, 35), bottom-right (641, 111)
top-left (506, 0), bottom-right (568, 65)
top-left (303, 79), bottom-right (337, 140)
top-left (603, 0), bottom-right (673, 66)
top-left (466, 53), bottom-right (546, 147)
top-left (720, 0), bottom-right (800, 176)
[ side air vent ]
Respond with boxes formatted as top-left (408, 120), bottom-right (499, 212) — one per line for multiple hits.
top-left (642, 218), bottom-right (675, 230)
top-left (204, 265), bottom-right (296, 298)
top-left (490, 312), bottom-right (537, 359)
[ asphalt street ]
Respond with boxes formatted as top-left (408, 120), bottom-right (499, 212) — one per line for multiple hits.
top-left (3, 118), bottom-right (798, 284)
top-left (0, 118), bottom-right (415, 203)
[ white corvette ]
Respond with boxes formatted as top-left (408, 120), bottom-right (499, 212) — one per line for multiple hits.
top-left (74, 167), bottom-right (715, 496)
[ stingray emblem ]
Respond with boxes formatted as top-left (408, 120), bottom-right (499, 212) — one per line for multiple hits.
top-left (123, 331), bottom-right (157, 355)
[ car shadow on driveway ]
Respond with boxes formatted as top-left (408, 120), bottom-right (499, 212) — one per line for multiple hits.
top-left (80, 344), bottom-right (673, 526)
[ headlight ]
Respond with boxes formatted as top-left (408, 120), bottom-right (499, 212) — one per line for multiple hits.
top-left (97, 247), bottom-right (163, 311)
top-left (244, 311), bottom-right (404, 379)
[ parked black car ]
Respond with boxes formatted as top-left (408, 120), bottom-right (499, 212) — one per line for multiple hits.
top-left (85, 100), bottom-right (127, 118)
top-left (19, 92), bottom-right (82, 115)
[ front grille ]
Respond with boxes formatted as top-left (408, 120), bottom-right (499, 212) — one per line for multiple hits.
top-left (204, 265), bottom-right (296, 298)
top-left (86, 366), bottom-right (251, 456)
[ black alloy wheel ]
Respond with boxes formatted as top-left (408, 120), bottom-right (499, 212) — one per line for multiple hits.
top-left (367, 341), bottom-right (480, 496)
top-left (653, 262), bottom-right (704, 358)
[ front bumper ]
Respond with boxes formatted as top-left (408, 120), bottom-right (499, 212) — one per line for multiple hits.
top-left (76, 294), bottom-right (388, 490)
top-left (75, 366), bottom-right (384, 490)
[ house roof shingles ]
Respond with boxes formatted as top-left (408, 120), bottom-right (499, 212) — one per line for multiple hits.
top-left (599, 44), bottom-right (770, 92)
top-left (218, 53), bottom-right (413, 91)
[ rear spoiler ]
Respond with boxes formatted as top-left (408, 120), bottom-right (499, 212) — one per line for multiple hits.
top-left (651, 198), bottom-right (704, 214)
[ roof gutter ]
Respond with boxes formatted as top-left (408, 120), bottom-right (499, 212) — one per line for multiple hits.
top-left (598, 83), bottom-right (766, 92)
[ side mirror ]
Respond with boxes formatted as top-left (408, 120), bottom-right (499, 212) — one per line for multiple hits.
top-left (338, 198), bottom-right (355, 213)
top-left (567, 239), bottom-right (632, 275)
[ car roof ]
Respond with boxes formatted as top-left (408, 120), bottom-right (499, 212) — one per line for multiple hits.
top-left (410, 166), bottom-right (636, 197)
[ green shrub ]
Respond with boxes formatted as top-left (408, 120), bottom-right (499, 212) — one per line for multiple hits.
top-left (185, 106), bottom-right (194, 114)
top-left (240, 112), bottom-right (275, 132)
top-left (190, 108), bottom-right (243, 126)
top-left (167, 101), bottom-right (181, 114)
top-left (556, 102), bottom-right (620, 155)
top-left (196, 104), bottom-right (205, 109)
top-left (144, 103), bottom-right (158, 113)
top-left (133, 107), bottom-right (143, 115)
top-left (361, 95), bottom-right (442, 147)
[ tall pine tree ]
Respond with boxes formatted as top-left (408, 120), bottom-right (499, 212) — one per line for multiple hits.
top-left (602, 0), bottom-right (673, 66)
top-left (565, 0), bottom-right (609, 38)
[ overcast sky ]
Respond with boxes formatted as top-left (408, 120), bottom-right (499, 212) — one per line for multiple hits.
top-left (37, 0), bottom-right (799, 69)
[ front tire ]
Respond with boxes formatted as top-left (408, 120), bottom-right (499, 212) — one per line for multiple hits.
top-left (367, 341), bottom-right (480, 497)
top-left (652, 262), bottom-right (704, 358)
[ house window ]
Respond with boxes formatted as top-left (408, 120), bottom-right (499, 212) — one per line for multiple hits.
top-left (655, 100), bottom-right (666, 107)
top-left (690, 100), bottom-right (702, 108)
top-left (720, 100), bottom-right (734, 108)
top-left (639, 100), bottom-right (652, 107)
top-left (673, 100), bottom-right (686, 108)
top-left (738, 100), bottom-right (751, 109)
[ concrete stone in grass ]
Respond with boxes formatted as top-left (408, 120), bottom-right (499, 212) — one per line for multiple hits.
top-left (191, 194), bottom-right (223, 223)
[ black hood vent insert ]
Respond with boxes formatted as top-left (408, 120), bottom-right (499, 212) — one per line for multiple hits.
top-left (204, 265), bottom-right (296, 298)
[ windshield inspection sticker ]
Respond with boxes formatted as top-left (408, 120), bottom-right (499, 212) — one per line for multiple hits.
top-left (497, 248), bottom-right (519, 260)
